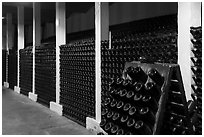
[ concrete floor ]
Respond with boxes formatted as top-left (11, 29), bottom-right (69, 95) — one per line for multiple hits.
top-left (2, 87), bottom-right (93, 135)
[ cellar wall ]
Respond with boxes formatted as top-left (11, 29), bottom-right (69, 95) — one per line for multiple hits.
top-left (24, 2), bottom-right (177, 44)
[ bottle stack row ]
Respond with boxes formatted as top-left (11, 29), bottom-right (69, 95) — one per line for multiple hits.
top-left (2, 50), bottom-right (7, 85)
top-left (60, 39), bottom-right (95, 126)
top-left (190, 26), bottom-right (202, 135)
top-left (101, 15), bottom-right (178, 99)
top-left (8, 50), bottom-right (17, 90)
top-left (19, 46), bottom-right (33, 96)
top-left (100, 62), bottom-right (193, 135)
top-left (35, 44), bottom-right (56, 107)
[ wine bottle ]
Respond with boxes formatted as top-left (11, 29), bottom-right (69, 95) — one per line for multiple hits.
top-left (148, 68), bottom-right (164, 86)
top-left (139, 107), bottom-right (155, 126)
top-left (109, 89), bottom-right (120, 100)
top-left (171, 127), bottom-right (183, 135)
top-left (107, 111), bottom-right (114, 120)
top-left (192, 48), bottom-right (202, 57)
top-left (126, 90), bottom-right (135, 101)
top-left (122, 79), bottom-right (133, 90)
top-left (191, 57), bottom-right (202, 66)
top-left (100, 118), bottom-right (107, 128)
top-left (120, 115), bottom-right (129, 126)
top-left (191, 39), bottom-right (202, 45)
top-left (192, 76), bottom-right (202, 86)
top-left (191, 66), bottom-right (202, 76)
top-left (145, 82), bottom-right (161, 101)
top-left (119, 89), bottom-right (128, 101)
top-left (116, 77), bottom-right (124, 88)
top-left (134, 120), bottom-right (152, 135)
top-left (128, 106), bottom-right (138, 117)
top-left (126, 66), bottom-right (148, 83)
top-left (123, 103), bottom-right (132, 112)
top-left (112, 112), bottom-right (120, 124)
top-left (133, 92), bottom-right (143, 102)
top-left (142, 95), bottom-right (158, 112)
top-left (110, 98), bottom-right (118, 110)
top-left (104, 122), bottom-right (114, 132)
top-left (116, 101), bottom-right (124, 111)
top-left (187, 100), bottom-right (196, 116)
top-left (103, 97), bottom-right (112, 106)
top-left (110, 125), bottom-right (119, 134)
top-left (127, 118), bottom-right (136, 128)
top-left (197, 96), bottom-right (202, 106)
top-left (134, 82), bottom-right (145, 94)
top-left (109, 77), bottom-right (117, 89)
top-left (101, 107), bottom-right (109, 116)
top-left (116, 129), bottom-right (124, 135)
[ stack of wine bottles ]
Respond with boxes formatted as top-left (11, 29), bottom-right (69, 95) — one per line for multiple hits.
top-left (19, 46), bottom-right (33, 96)
top-left (2, 50), bottom-right (7, 85)
top-left (8, 50), bottom-right (17, 90)
top-left (100, 62), bottom-right (192, 135)
top-left (190, 26), bottom-right (202, 135)
top-left (60, 38), bottom-right (95, 126)
top-left (101, 15), bottom-right (177, 99)
top-left (35, 43), bottom-right (56, 107)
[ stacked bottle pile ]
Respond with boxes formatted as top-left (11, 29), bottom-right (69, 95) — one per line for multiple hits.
top-left (100, 62), bottom-right (192, 135)
top-left (35, 44), bottom-right (56, 107)
top-left (19, 46), bottom-right (33, 96)
top-left (101, 15), bottom-right (177, 98)
top-left (60, 39), bottom-right (95, 126)
top-left (8, 50), bottom-right (17, 90)
top-left (2, 50), bottom-right (7, 85)
top-left (190, 26), bottom-right (202, 135)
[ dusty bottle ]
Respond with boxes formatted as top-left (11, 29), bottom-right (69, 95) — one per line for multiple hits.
top-left (148, 68), bottom-right (164, 86)
top-left (134, 120), bottom-right (152, 135)
top-left (145, 82), bottom-right (161, 101)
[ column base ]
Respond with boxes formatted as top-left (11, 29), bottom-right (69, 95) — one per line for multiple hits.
top-left (14, 86), bottom-right (20, 94)
top-left (4, 82), bottom-right (9, 88)
top-left (28, 92), bottom-right (38, 102)
top-left (86, 117), bottom-right (108, 135)
top-left (50, 102), bottom-right (63, 116)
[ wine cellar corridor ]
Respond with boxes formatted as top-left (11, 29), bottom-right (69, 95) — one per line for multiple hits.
top-left (1, 2), bottom-right (202, 135)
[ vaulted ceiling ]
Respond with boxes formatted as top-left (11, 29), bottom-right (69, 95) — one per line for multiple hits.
top-left (2, 2), bottom-right (95, 25)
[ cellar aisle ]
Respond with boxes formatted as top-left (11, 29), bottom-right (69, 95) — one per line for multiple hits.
top-left (2, 87), bottom-right (93, 135)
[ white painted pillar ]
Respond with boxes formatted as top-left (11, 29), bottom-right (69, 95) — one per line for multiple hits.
top-left (56, 2), bottom-right (66, 104)
top-left (86, 3), bottom-right (109, 133)
top-left (29, 2), bottom-right (41, 101)
top-left (178, 2), bottom-right (201, 101)
top-left (50, 2), bottom-right (66, 115)
top-left (4, 13), bottom-right (12, 88)
top-left (190, 2), bottom-right (201, 27)
top-left (94, 2), bottom-right (102, 124)
top-left (15, 6), bottom-right (24, 93)
top-left (96, 2), bottom-right (109, 123)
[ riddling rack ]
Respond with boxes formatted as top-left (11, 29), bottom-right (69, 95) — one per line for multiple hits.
top-left (100, 61), bottom-right (193, 135)
top-left (19, 46), bottom-right (33, 96)
top-left (35, 44), bottom-right (56, 107)
top-left (60, 38), bottom-right (95, 126)
top-left (190, 26), bottom-right (202, 135)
